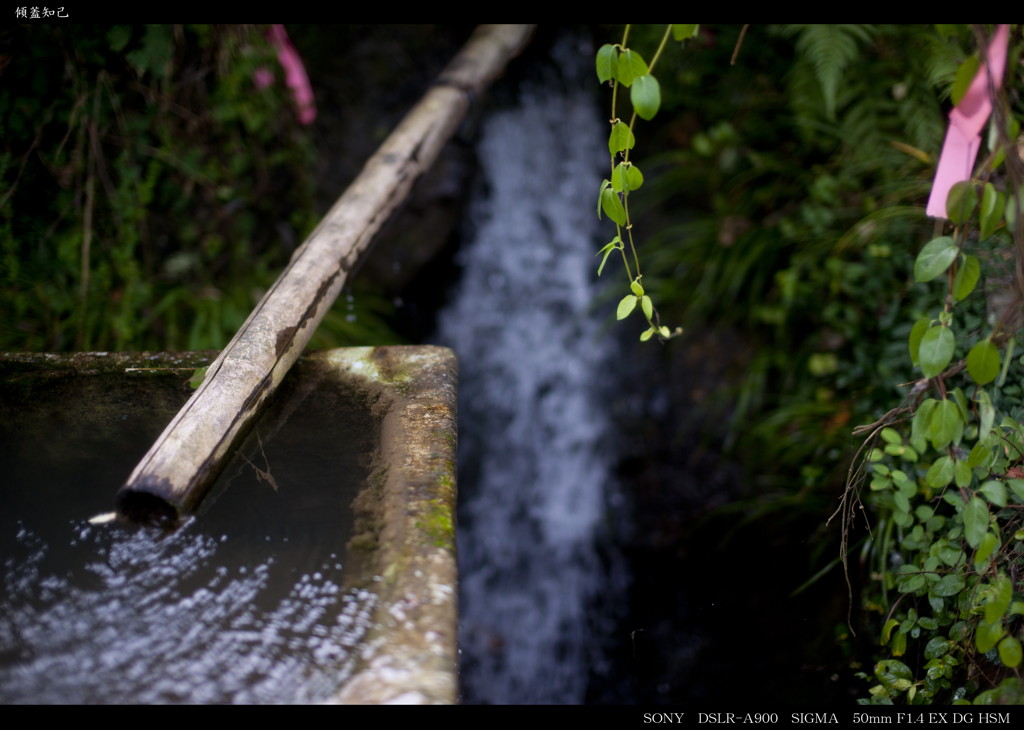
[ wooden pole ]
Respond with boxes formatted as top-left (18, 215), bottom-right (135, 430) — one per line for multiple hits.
top-left (116, 25), bottom-right (534, 526)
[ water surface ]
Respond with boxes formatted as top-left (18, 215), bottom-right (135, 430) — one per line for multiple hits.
top-left (0, 362), bottom-right (379, 704)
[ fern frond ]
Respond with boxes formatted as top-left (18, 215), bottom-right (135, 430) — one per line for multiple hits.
top-left (780, 24), bottom-right (877, 120)
top-left (922, 25), bottom-right (974, 95)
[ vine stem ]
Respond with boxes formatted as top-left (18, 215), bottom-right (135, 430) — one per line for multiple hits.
top-left (617, 229), bottom-right (633, 279)
top-left (613, 24), bottom-right (674, 284)
top-left (600, 24), bottom-right (686, 340)
top-left (608, 24), bottom-right (630, 176)
top-left (647, 24), bottom-right (674, 73)
top-left (623, 198), bottom-right (642, 276)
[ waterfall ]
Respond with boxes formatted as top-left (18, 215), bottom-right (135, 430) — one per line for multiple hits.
top-left (434, 34), bottom-right (624, 704)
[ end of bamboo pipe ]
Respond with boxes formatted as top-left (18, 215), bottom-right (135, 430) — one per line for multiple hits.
top-left (115, 481), bottom-right (184, 529)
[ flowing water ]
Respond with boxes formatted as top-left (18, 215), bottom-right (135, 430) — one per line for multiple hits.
top-left (434, 34), bottom-right (625, 704)
top-left (0, 366), bottom-right (379, 704)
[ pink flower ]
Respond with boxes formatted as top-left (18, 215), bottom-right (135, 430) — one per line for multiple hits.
top-left (262, 24), bottom-right (317, 126)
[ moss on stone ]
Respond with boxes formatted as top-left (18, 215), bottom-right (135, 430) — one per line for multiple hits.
top-left (416, 498), bottom-right (455, 550)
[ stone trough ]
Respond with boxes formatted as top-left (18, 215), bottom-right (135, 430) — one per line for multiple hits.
top-left (0, 346), bottom-right (458, 704)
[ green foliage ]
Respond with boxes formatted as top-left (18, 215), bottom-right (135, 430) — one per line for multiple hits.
top-left (600, 23), bottom-right (1024, 703)
top-left (845, 25), bottom-right (1024, 705)
top-left (0, 24), bottom-right (390, 352)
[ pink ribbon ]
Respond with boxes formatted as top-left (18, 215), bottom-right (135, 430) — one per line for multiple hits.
top-left (254, 24), bottom-right (317, 126)
top-left (926, 24), bottom-right (1009, 219)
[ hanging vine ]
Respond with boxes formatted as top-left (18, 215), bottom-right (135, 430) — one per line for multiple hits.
top-left (595, 23), bottom-right (692, 342)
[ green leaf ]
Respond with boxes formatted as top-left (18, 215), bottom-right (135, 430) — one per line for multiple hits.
top-left (611, 162), bottom-right (644, 193)
top-left (881, 427), bottom-right (902, 444)
top-left (601, 187), bottom-right (627, 226)
top-left (952, 387), bottom-right (969, 421)
top-left (979, 480), bottom-right (1007, 508)
top-left (640, 326), bottom-right (655, 342)
top-left (928, 398), bottom-right (962, 449)
top-left (626, 164), bottom-right (644, 191)
top-left (998, 636), bottom-right (1022, 668)
top-left (975, 531), bottom-right (998, 570)
top-left (882, 618), bottom-right (900, 644)
top-left (924, 637), bottom-right (950, 660)
top-left (617, 294), bottom-right (638, 320)
top-left (914, 236), bottom-right (958, 282)
top-left (891, 630), bottom-right (907, 657)
top-left (1006, 188), bottom-right (1024, 232)
top-left (918, 325), bottom-right (955, 378)
top-left (937, 540), bottom-right (964, 567)
top-left (951, 55), bottom-right (980, 106)
top-left (187, 366), bottom-right (208, 390)
top-left (631, 74), bottom-right (661, 121)
top-left (925, 455), bottom-right (954, 488)
top-left (980, 183), bottom-right (1005, 239)
top-left (942, 491), bottom-right (965, 508)
top-left (875, 659), bottom-right (913, 691)
top-left (630, 278), bottom-right (645, 297)
top-left (641, 295), bottom-right (653, 321)
top-left (967, 339), bottom-right (1000, 385)
top-left (978, 389), bottom-right (995, 441)
top-left (897, 565), bottom-right (926, 593)
top-left (596, 237), bottom-right (621, 277)
top-left (987, 576), bottom-right (1013, 624)
top-left (954, 459), bottom-right (972, 488)
top-left (672, 24), bottom-right (699, 41)
top-left (967, 442), bottom-right (992, 469)
top-left (608, 120), bottom-right (635, 154)
top-left (909, 318), bottom-right (929, 365)
top-left (913, 398), bottom-right (937, 444)
top-left (975, 619), bottom-right (1004, 654)
top-left (597, 179), bottom-right (611, 217)
top-left (998, 337), bottom-right (1015, 387)
top-left (893, 510), bottom-right (913, 528)
top-left (989, 117), bottom-right (1020, 170)
top-left (884, 443), bottom-right (914, 460)
top-left (963, 497), bottom-right (989, 549)
top-left (615, 49), bottom-right (648, 87)
top-left (932, 573), bottom-right (965, 598)
top-left (611, 164), bottom-right (629, 194)
top-left (595, 44), bottom-right (618, 83)
top-left (946, 181), bottom-right (978, 225)
top-left (952, 255), bottom-right (981, 301)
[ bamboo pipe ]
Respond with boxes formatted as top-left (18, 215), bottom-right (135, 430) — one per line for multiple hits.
top-left (116, 24), bottom-right (534, 526)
